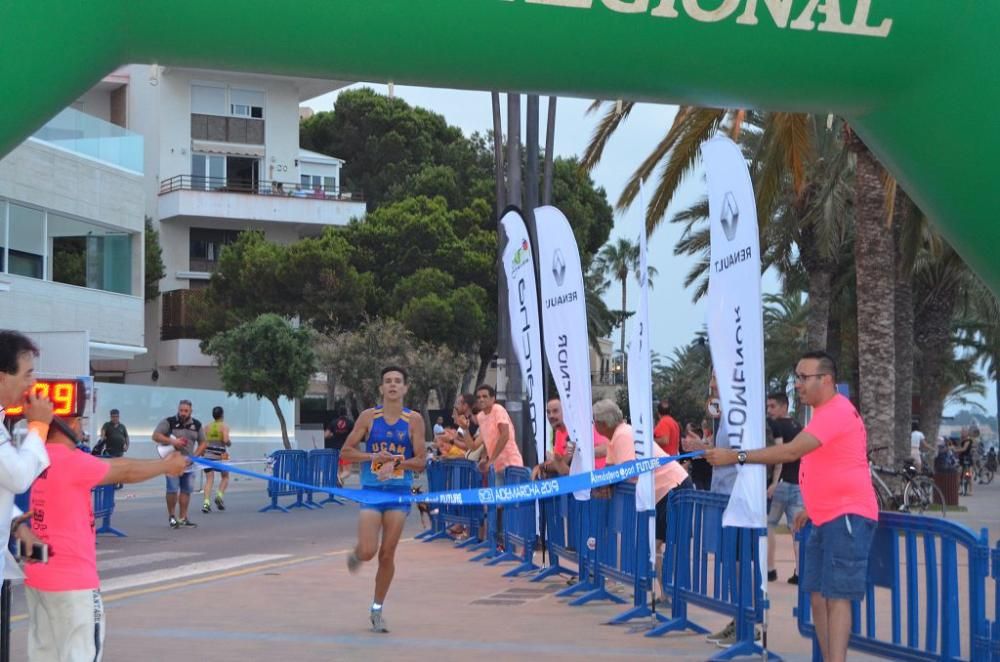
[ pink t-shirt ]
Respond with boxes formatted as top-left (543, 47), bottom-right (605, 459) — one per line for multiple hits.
top-left (26, 444), bottom-right (110, 591)
top-left (606, 423), bottom-right (689, 503)
top-left (553, 425), bottom-right (608, 470)
top-left (477, 404), bottom-right (524, 472)
top-left (801, 394), bottom-right (878, 526)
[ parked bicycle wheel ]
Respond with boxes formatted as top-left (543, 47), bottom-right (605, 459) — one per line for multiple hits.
top-left (903, 477), bottom-right (947, 516)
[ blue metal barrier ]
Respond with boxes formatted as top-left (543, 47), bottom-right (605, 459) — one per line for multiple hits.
top-left (484, 467), bottom-right (538, 576)
top-left (468, 467), bottom-right (500, 561)
top-left (532, 492), bottom-right (582, 584)
top-left (797, 512), bottom-right (990, 661)
top-left (93, 484), bottom-right (126, 537)
top-left (259, 450), bottom-right (309, 513)
top-left (416, 459), bottom-right (446, 540)
top-left (646, 490), bottom-right (775, 661)
top-left (598, 483), bottom-right (663, 625)
top-left (419, 460), bottom-right (484, 549)
top-left (993, 542), bottom-right (1000, 662)
top-left (305, 449), bottom-right (343, 508)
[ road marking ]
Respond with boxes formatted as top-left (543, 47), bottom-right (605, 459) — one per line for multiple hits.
top-left (99, 551), bottom-right (201, 571)
top-left (100, 554), bottom-right (290, 593)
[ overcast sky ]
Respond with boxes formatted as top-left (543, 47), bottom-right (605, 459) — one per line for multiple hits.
top-left (306, 84), bottom-right (996, 418)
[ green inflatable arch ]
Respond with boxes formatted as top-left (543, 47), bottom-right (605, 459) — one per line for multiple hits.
top-left (1, 0), bottom-right (996, 290)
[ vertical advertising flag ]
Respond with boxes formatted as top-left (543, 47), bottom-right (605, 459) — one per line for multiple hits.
top-left (535, 206), bottom-right (594, 500)
top-left (702, 137), bottom-right (767, 532)
top-left (500, 208), bottom-right (546, 474)
top-left (626, 226), bottom-right (656, 514)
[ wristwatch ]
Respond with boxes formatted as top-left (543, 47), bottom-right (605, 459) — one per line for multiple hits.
top-left (736, 450), bottom-right (748, 466)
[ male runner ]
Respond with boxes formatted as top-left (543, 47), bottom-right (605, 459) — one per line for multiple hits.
top-left (341, 366), bottom-right (426, 633)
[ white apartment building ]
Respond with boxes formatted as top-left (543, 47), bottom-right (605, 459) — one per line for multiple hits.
top-left (0, 107), bottom-right (147, 368)
top-left (73, 65), bottom-right (364, 390)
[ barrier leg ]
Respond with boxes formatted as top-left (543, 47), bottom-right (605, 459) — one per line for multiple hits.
top-left (532, 562), bottom-right (576, 582)
top-left (287, 488), bottom-right (312, 510)
top-left (95, 514), bottom-right (126, 538)
top-left (258, 494), bottom-right (290, 513)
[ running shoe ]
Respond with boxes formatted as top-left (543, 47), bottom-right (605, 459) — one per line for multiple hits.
top-left (169, 516), bottom-right (179, 529)
top-left (706, 620), bottom-right (735, 642)
top-left (215, 495), bottom-right (225, 511)
top-left (179, 518), bottom-right (198, 528)
top-left (201, 501), bottom-right (211, 513)
top-left (787, 573), bottom-right (799, 585)
top-left (370, 607), bottom-right (389, 633)
top-left (715, 625), bottom-right (761, 648)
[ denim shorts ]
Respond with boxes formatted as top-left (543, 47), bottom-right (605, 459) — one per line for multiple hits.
top-left (802, 513), bottom-right (877, 600)
top-left (359, 485), bottom-right (412, 514)
top-left (165, 472), bottom-right (194, 494)
top-left (767, 481), bottom-right (804, 527)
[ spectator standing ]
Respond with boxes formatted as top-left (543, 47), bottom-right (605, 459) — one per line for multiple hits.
top-left (152, 400), bottom-right (207, 528)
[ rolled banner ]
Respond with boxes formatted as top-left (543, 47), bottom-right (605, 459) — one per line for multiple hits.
top-left (535, 205), bottom-right (594, 501)
top-left (500, 207), bottom-right (546, 472)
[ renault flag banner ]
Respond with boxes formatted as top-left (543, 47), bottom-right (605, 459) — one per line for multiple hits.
top-left (626, 226), bottom-right (656, 515)
top-left (702, 137), bottom-right (767, 532)
top-left (536, 205), bottom-right (594, 501)
top-left (501, 208), bottom-right (546, 470)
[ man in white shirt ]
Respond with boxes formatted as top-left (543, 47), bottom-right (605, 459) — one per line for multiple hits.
top-left (910, 423), bottom-right (928, 470)
top-left (0, 330), bottom-right (54, 578)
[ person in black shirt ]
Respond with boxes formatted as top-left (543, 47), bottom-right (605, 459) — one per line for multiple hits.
top-left (94, 409), bottom-right (129, 458)
top-left (325, 404), bottom-right (354, 484)
top-left (765, 392), bottom-right (804, 584)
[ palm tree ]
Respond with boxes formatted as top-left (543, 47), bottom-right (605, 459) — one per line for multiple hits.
top-left (763, 292), bottom-right (808, 392)
top-left (593, 237), bottom-right (658, 361)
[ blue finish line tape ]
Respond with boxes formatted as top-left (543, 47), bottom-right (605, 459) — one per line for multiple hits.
top-left (190, 451), bottom-right (705, 507)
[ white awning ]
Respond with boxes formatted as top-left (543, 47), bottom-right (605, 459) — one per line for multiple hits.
top-left (89, 341), bottom-right (148, 360)
top-left (192, 140), bottom-right (265, 158)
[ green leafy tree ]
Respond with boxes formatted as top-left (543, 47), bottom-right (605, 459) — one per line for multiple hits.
top-left (205, 314), bottom-right (316, 450)
top-left (193, 229), bottom-right (372, 342)
top-left (145, 217), bottom-right (166, 300)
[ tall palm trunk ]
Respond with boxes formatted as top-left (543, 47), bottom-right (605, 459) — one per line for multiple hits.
top-left (892, 190), bottom-right (916, 464)
top-left (619, 273), bottom-right (628, 361)
top-left (915, 271), bottom-right (961, 444)
top-left (491, 92), bottom-right (505, 218)
top-left (542, 97), bottom-right (557, 205)
top-left (849, 132), bottom-right (896, 461)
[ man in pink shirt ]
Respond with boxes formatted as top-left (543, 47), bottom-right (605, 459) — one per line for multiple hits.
top-left (25, 417), bottom-right (187, 661)
top-left (705, 351), bottom-right (878, 662)
top-left (468, 384), bottom-right (523, 484)
top-left (532, 397), bottom-right (608, 479)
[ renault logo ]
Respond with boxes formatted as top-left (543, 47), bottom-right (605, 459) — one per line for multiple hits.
top-left (720, 191), bottom-right (739, 241)
top-left (552, 249), bottom-right (567, 286)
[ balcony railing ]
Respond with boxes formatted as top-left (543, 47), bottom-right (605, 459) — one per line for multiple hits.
top-left (159, 175), bottom-right (364, 202)
top-left (161, 289), bottom-right (201, 341)
top-left (32, 107), bottom-right (143, 173)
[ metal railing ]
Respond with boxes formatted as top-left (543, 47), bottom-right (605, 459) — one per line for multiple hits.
top-left (158, 175), bottom-right (364, 202)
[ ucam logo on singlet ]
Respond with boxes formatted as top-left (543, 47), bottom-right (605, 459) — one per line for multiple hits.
top-left (502, 0), bottom-right (893, 38)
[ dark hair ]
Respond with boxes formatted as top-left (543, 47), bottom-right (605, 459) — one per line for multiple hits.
top-left (547, 396), bottom-right (561, 405)
top-left (178, 399), bottom-right (193, 408)
top-left (657, 399), bottom-right (671, 416)
top-left (212, 406), bottom-right (224, 420)
top-left (381, 365), bottom-right (408, 383)
top-left (0, 330), bottom-right (39, 375)
top-left (800, 350), bottom-right (838, 381)
top-left (766, 392), bottom-right (789, 407)
top-left (460, 393), bottom-right (475, 408)
top-left (110, 408), bottom-right (120, 416)
top-left (476, 384), bottom-right (496, 398)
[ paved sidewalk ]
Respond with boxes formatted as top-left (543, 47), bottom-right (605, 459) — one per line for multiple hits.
top-left (8, 477), bottom-right (996, 660)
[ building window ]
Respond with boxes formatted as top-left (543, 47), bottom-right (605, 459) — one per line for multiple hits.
top-left (300, 174), bottom-right (336, 194)
top-left (191, 84), bottom-right (227, 116)
top-left (48, 212), bottom-right (133, 294)
top-left (192, 154), bottom-right (225, 190)
top-left (190, 228), bottom-right (241, 272)
top-left (7, 203), bottom-right (44, 279)
top-left (230, 88), bottom-right (265, 119)
top-left (0, 200), bottom-right (134, 294)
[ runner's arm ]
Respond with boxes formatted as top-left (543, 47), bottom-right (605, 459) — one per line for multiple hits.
top-left (101, 454), bottom-right (188, 485)
top-left (400, 415), bottom-right (426, 473)
top-left (340, 410), bottom-right (385, 463)
top-left (222, 423), bottom-right (231, 446)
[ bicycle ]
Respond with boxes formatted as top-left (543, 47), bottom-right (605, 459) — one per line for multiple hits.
top-left (869, 446), bottom-right (947, 516)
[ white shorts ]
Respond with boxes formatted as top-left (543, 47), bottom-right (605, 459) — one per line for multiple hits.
top-left (26, 587), bottom-right (105, 662)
